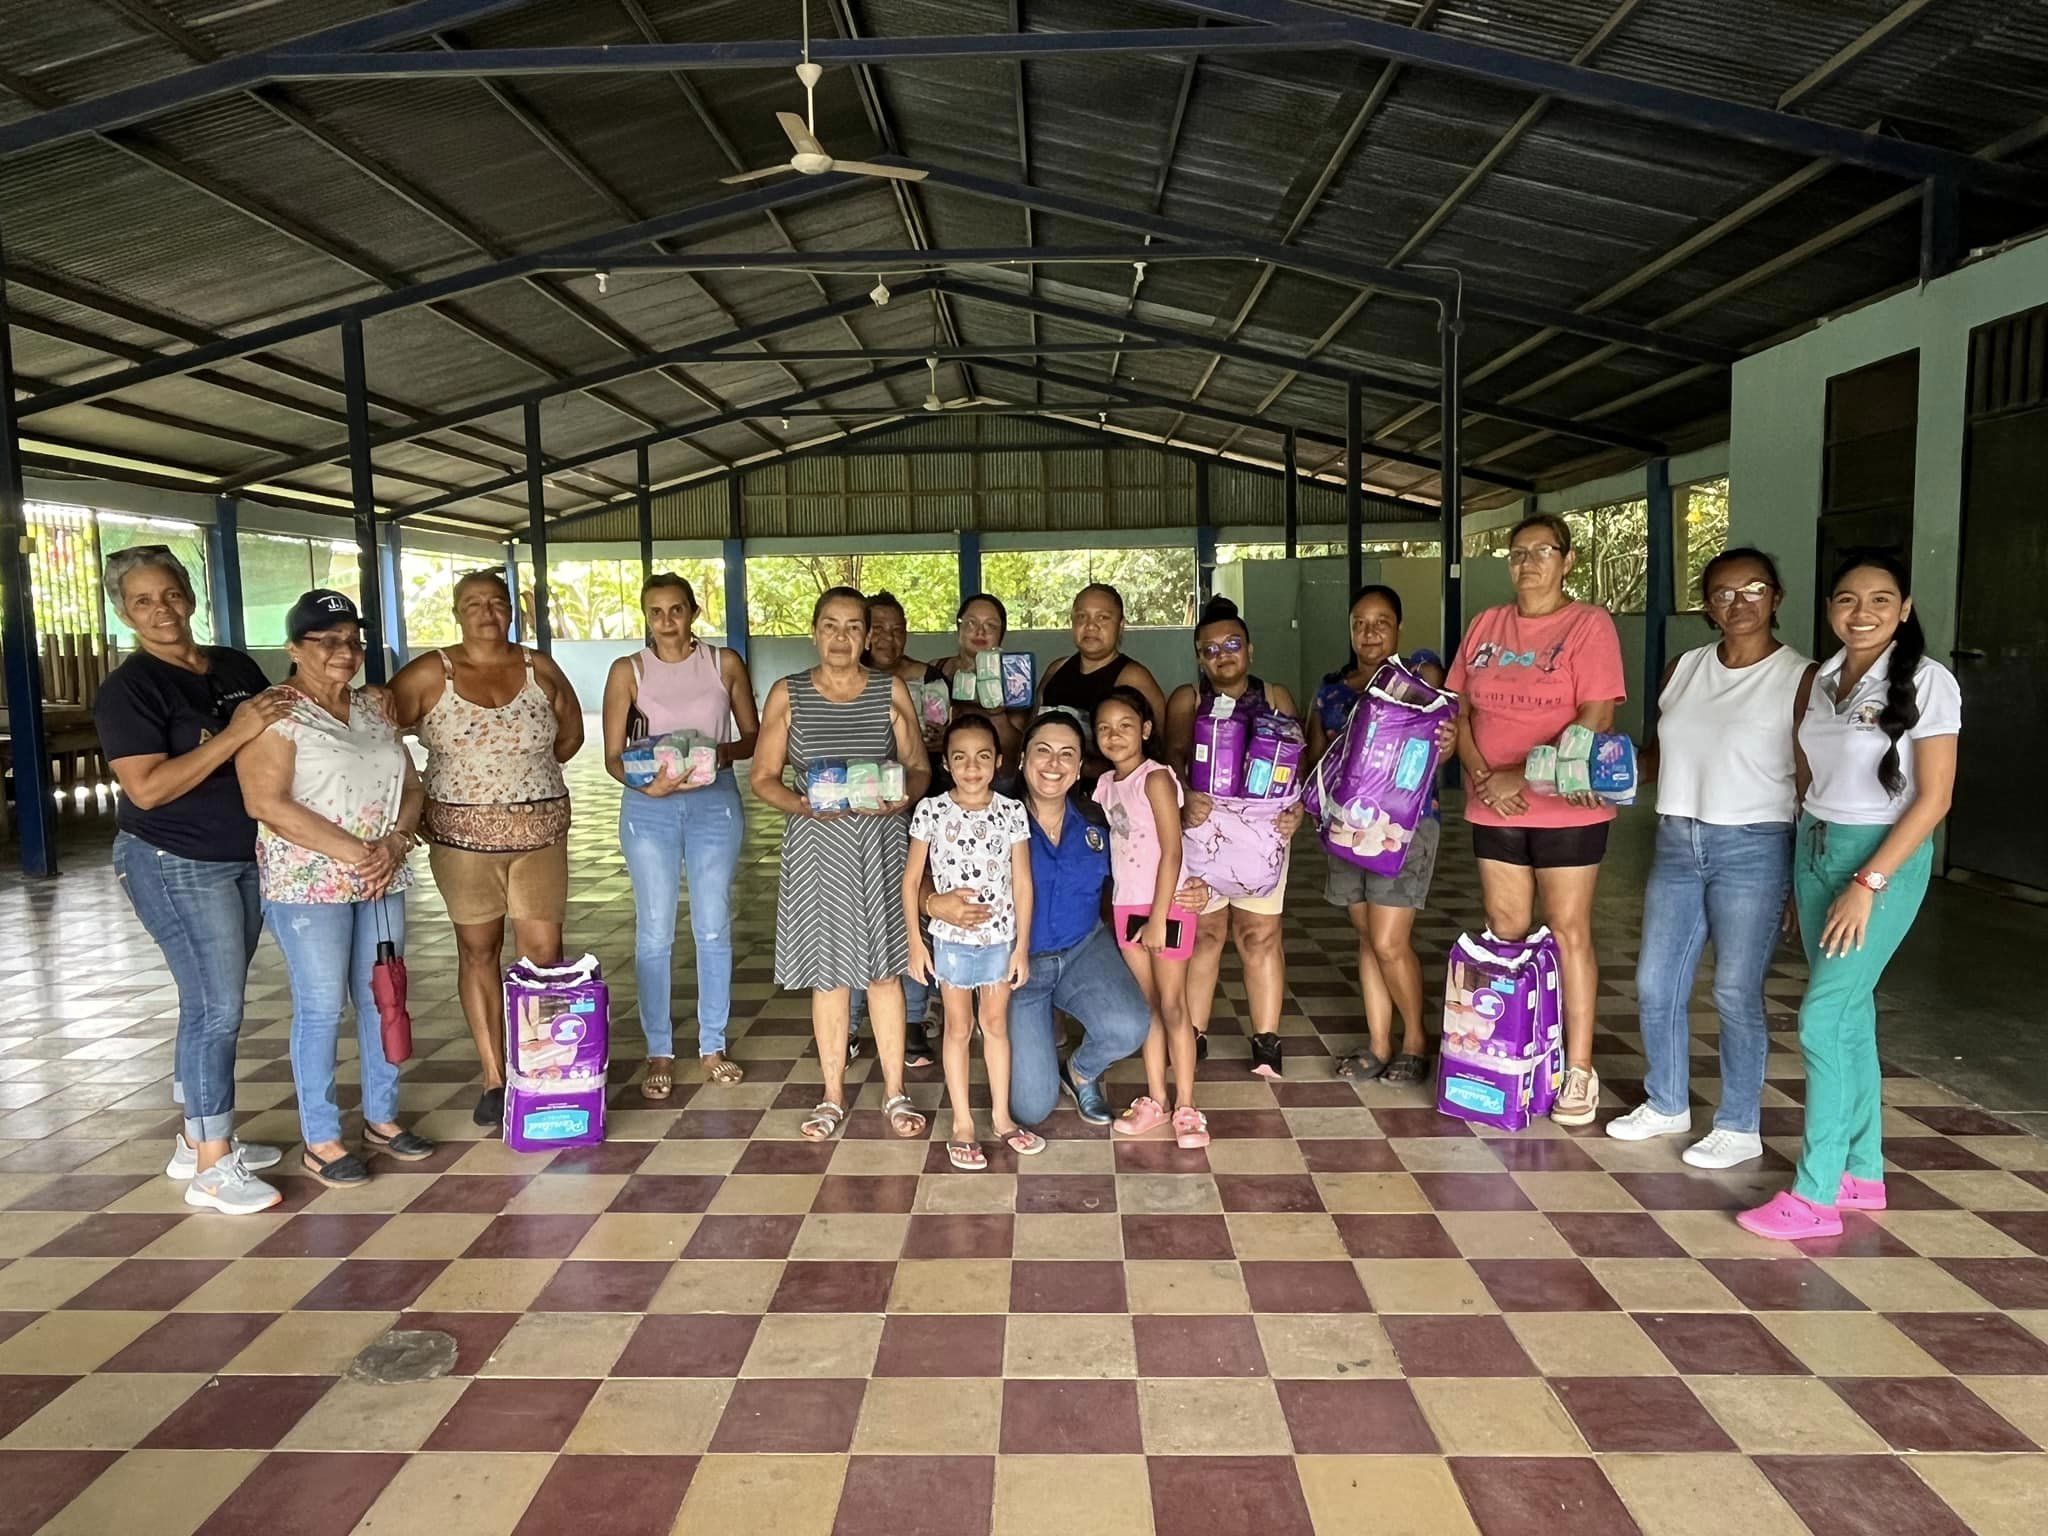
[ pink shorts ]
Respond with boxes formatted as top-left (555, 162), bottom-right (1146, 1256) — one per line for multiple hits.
top-left (1112, 904), bottom-right (1198, 960)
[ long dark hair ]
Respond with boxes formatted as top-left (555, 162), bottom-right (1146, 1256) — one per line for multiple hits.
top-left (1327, 583), bottom-right (1404, 684)
top-left (1093, 684), bottom-right (1164, 765)
top-left (1830, 549), bottom-right (1923, 797)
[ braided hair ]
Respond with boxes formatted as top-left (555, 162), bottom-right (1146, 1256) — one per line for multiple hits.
top-left (1830, 549), bottom-right (1923, 797)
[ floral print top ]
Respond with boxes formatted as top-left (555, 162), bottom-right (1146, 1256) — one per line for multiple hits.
top-left (255, 685), bottom-right (414, 906)
top-left (907, 791), bottom-right (1030, 948)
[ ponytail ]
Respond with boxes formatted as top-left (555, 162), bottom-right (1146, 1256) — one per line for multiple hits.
top-left (1830, 550), bottom-right (1922, 797)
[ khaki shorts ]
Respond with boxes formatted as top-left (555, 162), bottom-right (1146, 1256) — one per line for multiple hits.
top-left (1200, 844), bottom-right (1291, 917)
top-left (427, 838), bottom-right (569, 927)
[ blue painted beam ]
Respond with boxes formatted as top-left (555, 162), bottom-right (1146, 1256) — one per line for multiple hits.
top-left (379, 525), bottom-right (408, 672)
top-left (1440, 303), bottom-right (1465, 670)
top-left (209, 494), bottom-right (246, 651)
top-left (524, 400), bottom-right (551, 654)
top-left (958, 531), bottom-right (983, 610)
top-left (503, 548), bottom-right (522, 644)
top-left (636, 445), bottom-right (654, 582)
top-left (1643, 457), bottom-right (1674, 744)
top-left (341, 318), bottom-right (387, 685)
top-left (0, 240), bottom-right (55, 875)
top-left (722, 537), bottom-right (749, 662)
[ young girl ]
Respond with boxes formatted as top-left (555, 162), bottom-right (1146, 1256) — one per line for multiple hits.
top-left (1738, 551), bottom-right (1958, 1241)
top-left (905, 715), bottom-right (1044, 1171)
top-left (1093, 687), bottom-right (1207, 1149)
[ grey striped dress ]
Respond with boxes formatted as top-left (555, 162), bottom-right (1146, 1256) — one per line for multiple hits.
top-left (773, 667), bottom-right (910, 991)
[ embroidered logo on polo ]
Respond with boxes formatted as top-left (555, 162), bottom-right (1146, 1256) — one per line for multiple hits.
top-left (1084, 827), bottom-right (1106, 852)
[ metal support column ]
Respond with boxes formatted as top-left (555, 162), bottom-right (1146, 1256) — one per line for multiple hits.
top-left (1345, 379), bottom-right (1364, 597)
top-left (503, 547), bottom-right (521, 644)
top-left (379, 524), bottom-right (408, 671)
top-left (1921, 177), bottom-right (1961, 285)
top-left (1438, 304), bottom-right (1465, 668)
top-left (1195, 460), bottom-right (1217, 603)
top-left (340, 318), bottom-right (387, 684)
top-left (523, 399), bottom-right (551, 653)
top-left (958, 530), bottom-right (982, 606)
top-left (722, 537), bottom-right (748, 661)
top-left (1643, 456), bottom-right (1674, 744)
top-left (0, 230), bottom-right (56, 875)
top-left (209, 494), bottom-right (246, 651)
top-left (1282, 430), bottom-right (1299, 560)
top-left (636, 444), bottom-right (654, 582)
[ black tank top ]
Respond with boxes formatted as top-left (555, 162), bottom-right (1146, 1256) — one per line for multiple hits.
top-left (1041, 652), bottom-right (1131, 726)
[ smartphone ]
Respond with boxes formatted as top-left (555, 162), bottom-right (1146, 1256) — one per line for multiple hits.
top-left (1124, 911), bottom-right (1183, 949)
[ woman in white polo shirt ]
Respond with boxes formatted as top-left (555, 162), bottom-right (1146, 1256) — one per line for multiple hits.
top-left (1608, 549), bottom-right (1813, 1169)
top-left (1738, 551), bottom-right (1959, 1242)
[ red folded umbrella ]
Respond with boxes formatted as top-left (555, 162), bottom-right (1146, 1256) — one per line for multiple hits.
top-left (373, 938), bottom-right (412, 1065)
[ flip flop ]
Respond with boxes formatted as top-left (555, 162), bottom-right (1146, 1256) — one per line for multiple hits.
top-left (1383, 1052), bottom-right (1429, 1086)
top-left (947, 1140), bottom-right (988, 1171)
top-left (1335, 1049), bottom-right (1388, 1082)
top-left (883, 1093), bottom-right (929, 1139)
top-left (997, 1126), bottom-right (1046, 1156)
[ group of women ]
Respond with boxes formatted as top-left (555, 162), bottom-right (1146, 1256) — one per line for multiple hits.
top-left (97, 511), bottom-right (1959, 1239)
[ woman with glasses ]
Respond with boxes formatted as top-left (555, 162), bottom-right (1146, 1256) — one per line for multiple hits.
top-left (391, 569), bottom-right (582, 1128)
top-left (1165, 595), bottom-right (1304, 1078)
top-left (1449, 514), bottom-right (1627, 1126)
top-left (925, 593), bottom-right (1028, 765)
top-left (237, 591), bottom-right (435, 1187)
top-left (95, 544), bottom-right (293, 1213)
top-left (1608, 551), bottom-right (1812, 1167)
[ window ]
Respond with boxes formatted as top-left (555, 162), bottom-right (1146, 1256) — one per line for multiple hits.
top-left (1216, 540), bottom-right (1438, 564)
top-left (98, 512), bottom-right (213, 643)
top-left (240, 531), bottom-right (360, 647)
top-left (1563, 499), bottom-right (1649, 614)
top-left (1463, 525), bottom-right (1513, 560)
top-left (1675, 476), bottom-right (1730, 611)
top-left (983, 546), bottom-right (1196, 629)
top-left (746, 553), bottom-right (956, 638)
top-left (547, 556), bottom-right (727, 640)
top-left (401, 549), bottom-right (470, 649)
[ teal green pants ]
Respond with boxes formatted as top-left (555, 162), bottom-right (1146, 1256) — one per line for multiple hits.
top-left (1790, 815), bottom-right (1932, 1206)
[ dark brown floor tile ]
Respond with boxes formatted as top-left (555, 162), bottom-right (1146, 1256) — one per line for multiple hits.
top-left (1610, 1172), bottom-right (1748, 1211)
top-left (1214, 1173), bottom-right (1324, 1214)
top-left (424, 1377), bottom-right (602, 1452)
top-left (1277, 1378), bottom-right (1437, 1453)
top-left (544, 1141), bottom-right (654, 1175)
top-left (1935, 1257), bottom-right (2048, 1310)
top-left (299, 1258), bottom-right (448, 1311)
top-left (103, 1312), bottom-right (276, 1373)
top-left (1756, 1455), bottom-right (1973, 1536)
top-left (1484, 1136), bottom-right (1605, 1172)
top-left (1829, 1376), bottom-right (2036, 1452)
top-left (462, 1214), bottom-right (600, 1259)
top-left (1373, 1108), bottom-right (1471, 1139)
top-left (1466, 1257), bottom-right (1618, 1313)
top-left (1547, 1212), bottom-right (1687, 1259)
top-left (902, 1214), bottom-right (1014, 1260)
top-left (812, 1175), bottom-right (921, 1214)
top-left (1112, 1141), bottom-right (1209, 1174)
top-left (0, 1314), bottom-right (29, 1348)
top-left (874, 1314), bottom-right (1007, 1378)
top-left (1015, 1174), bottom-right (1116, 1214)
top-left (1382, 1315), bottom-right (1538, 1377)
top-left (1147, 1455), bottom-right (1315, 1536)
top-left (402, 1174), bottom-right (532, 1214)
top-left (1702, 1258), bottom-right (1868, 1311)
top-left (1121, 1214), bottom-right (1236, 1261)
top-left (29, 1212), bottom-right (186, 1258)
top-left (1412, 1173), bottom-right (1535, 1211)
top-left (532, 1261), bottom-right (669, 1313)
top-left (710, 1377), bottom-right (866, 1453)
top-left (5, 1174), bottom-right (150, 1211)
top-left (1299, 1138), bottom-right (1403, 1173)
top-left (510, 1454), bottom-right (698, 1536)
top-left (1270, 1083), bottom-right (1364, 1108)
top-left (1869, 1172), bottom-right (1957, 1210)
top-left (0, 1451), bottom-right (123, 1536)
top-left (1000, 1379), bottom-right (1142, 1454)
top-left (1240, 1260), bottom-right (1370, 1314)
top-left (608, 1175), bottom-right (724, 1215)
top-left (392, 1311), bottom-right (520, 1375)
top-left (1637, 1312), bottom-right (1808, 1375)
top-left (682, 1215), bottom-right (804, 1261)
top-left (612, 1314), bottom-right (760, 1378)
top-left (1553, 1376), bottom-right (1737, 1451)
top-left (1009, 1260), bottom-right (1128, 1314)
top-left (1886, 1310), bottom-right (2048, 1374)
top-left (1333, 1213), bottom-right (1460, 1259)
top-left (769, 1261), bottom-right (898, 1313)
top-left (0, 1139), bottom-right (123, 1174)
top-left (194, 1451), bottom-right (406, 1536)
top-left (1904, 1105), bottom-right (2024, 1136)
top-left (246, 1214), bottom-right (392, 1260)
top-left (60, 1257), bottom-right (226, 1310)
top-left (1881, 1138), bottom-right (1995, 1172)
top-left (1450, 1457), bottom-right (1643, 1536)
top-left (833, 1455), bottom-right (992, 1536)
top-left (666, 1109), bottom-right (763, 1140)
top-left (732, 1140), bottom-right (837, 1175)
top-left (1202, 1109), bottom-right (1294, 1140)
top-left (1981, 1212), bottom-right (2048, 1255)
top-left (0, 1376), bottom-right (74, 1439)
top-left (140, 1373), bottom-right (333, 1449)
top-left (1786, 1214), bottom-right (1918, 1261)
top-left (1132, 1314), bottom-right (1268, 1377)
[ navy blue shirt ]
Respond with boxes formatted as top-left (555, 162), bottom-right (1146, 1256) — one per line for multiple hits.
top-left (1026, 802), bottom-right (1112, 954)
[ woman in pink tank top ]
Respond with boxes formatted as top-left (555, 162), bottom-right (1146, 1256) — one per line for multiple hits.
top-left (601, 573), bottom-right (760, 1099)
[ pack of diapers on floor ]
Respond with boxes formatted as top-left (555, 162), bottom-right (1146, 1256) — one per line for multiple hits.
top-left (1435, 929), bottom-right (1563, 1131)
top-left (504, 954), bottom-right (610, 1152)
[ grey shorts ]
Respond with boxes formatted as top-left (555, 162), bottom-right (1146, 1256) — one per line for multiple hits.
top-left (1323, 815), bottom-right (1441, 911)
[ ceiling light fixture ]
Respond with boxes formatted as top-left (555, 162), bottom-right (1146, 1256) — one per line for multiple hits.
top-left (596, 271), bottom-right (609, 295)
top-left (869, 276), bottom-right (891, 307)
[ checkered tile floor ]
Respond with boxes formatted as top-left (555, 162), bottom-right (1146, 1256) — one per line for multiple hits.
top-left (3, 757), bottom-right (2046, 1535)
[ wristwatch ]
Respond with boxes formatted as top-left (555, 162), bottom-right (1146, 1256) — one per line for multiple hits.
top-left (1851, 869), bottom-right (1889, 893)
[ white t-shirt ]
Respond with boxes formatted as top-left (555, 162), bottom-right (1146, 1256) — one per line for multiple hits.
top-left (1799, 645), bottom-right (1961, 827)
top-left (1655, 643), bottom-right (1811, 825)
top-left (908, 791), bottom-right (1031, 948)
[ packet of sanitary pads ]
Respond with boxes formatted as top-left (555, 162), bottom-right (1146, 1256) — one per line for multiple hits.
top-left (1555, 757), bottom-right (1592, 797)
top-left (1556, 723), bottom-right (1595, 761)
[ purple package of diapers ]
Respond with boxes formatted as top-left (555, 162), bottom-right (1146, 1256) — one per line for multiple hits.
top-left (1180, 787), bottom-right (1300, 901)
top-left (1435, 933), bottom-right (1546, 1131)
top-left (1191, 706), bottom-right (1249, 797)
top-left (1305, 659), bottom-right (1454, 878)
top-left (504, 955), bottom-right (610, 1152)
top-left (1461, 929), bottom-right (1564, 1118)
top-left (1243, 716), bottom-right (1305, 798)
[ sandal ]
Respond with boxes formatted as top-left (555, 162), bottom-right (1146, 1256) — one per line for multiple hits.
top-left (883, 1093), bottom-right (928, 1139)
top-left (947, 1140), bottom-right (988, 1171)
top-left (801, 1101), bottom-right (847, 1141)
top-left (997, 1126), bottom-right (1046, 1156)
top-left (705, 1056), bottom-right (745, 1087)
top-left (1335, 1049), bottom-right (1388, 1082)
top-left (1383, 1052), bottom-right (1429, 1086)
top-left (363, 1126), bottom-right (436, 1161)
top-left (301, 1148), bottom-right (370, 1187)
top-left (642, 1058), bottom-right (675, 1102)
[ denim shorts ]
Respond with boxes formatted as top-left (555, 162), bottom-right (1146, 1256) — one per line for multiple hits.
top-left (932, 938), bottom-right (1012, 990)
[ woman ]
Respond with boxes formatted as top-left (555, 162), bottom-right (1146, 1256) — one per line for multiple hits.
top-left (1038, 582), bottom-right (1168, 776)
top-left (391, 569), bottom-right (583, 1127)
top-left (237, 591), bottom-right (435, 1187)
top-left (752, 587), bottom-right (932, 1141)
top-left (1307, 585), bottom-right (1449, 1086)
top-left (1450, 513), bottom-right (1626, 1127)
top-left (860, 590), bottom-right (925, 682)
top-left (1608, 550), bottom-right (1812, 1168)
top-left (1164, 595), bottom-right (1303, 1079)
top-left (95, 545), bottom-right (291, 1214)
top-left (1739, 552), bottom-right (1959, 1241)
top-left (963, 712), bottom-right (1207, 1127)
top-left (602, 573), bottom-right (759, 1100)
top-left (925, 592), bottom-right (1028, 764)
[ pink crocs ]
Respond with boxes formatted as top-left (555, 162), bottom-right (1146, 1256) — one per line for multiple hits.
top-left (1736, 1190), bottom-right (1844, 1241)
top-left (1837, 1174), bottom-right (1887, 1211)
top-left (1113, 1095), bottom-right (1170, 1137)
top-left (1172, 1105), bottom-right (1210, 1150)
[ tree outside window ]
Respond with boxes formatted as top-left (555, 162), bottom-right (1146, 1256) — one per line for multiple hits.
top-left (746, 553), bottom-right (956, 638)
top-left (983, 546), bottom-right (1196, 629)
top-left (1676, 477), bottom-right (1731, 610)
top-left (1563, 500), bottom-right (1650, 614)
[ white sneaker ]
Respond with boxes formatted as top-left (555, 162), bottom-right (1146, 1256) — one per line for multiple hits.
top-left (1551, 1066), bottom-right (1601, 1128)
top-left (183, 1151), bottom-right (283, 1215)
top-left (1605, 1103), bottom-right (1691, 1142)
top-left (167, 1133), bottom-right (282, 1180)
top-left (1682, 1128), bottom-right (1764, 1169)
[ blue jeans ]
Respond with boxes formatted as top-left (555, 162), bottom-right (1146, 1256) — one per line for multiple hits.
top-left (267, 893), bottom-right (406, 1146)
top-left (1008, 920), bottom-right (1153, 1126)
top-left (113, 833), bottom-right (261, 1144)
top-left (933, 938), bottom-right (1012, 990)
top-left (1635, 816), bottom-right (1793, 1134)
top-left (619, 775), bottom-right (744, 1057)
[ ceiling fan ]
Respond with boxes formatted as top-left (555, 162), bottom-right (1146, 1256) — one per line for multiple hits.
top-left (722, 0), bottom-right (929, 186)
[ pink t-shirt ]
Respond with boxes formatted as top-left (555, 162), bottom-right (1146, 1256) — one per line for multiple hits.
top-left (1093, 758), bottom-right (1183, 907)
top-left (1449, 601), bottom-right (1628, 828)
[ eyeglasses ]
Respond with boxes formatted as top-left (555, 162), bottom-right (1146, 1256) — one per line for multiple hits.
top-left (1507, 544), bottom-right (1565, 565)
top-left (299, 633), bottom-right (367, 654)
top-left (1197, 636), bottom-right (1246, 660)
top-left (1707, 580), bottom-right (1776, 608)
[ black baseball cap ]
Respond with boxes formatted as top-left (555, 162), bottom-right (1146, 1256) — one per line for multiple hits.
top-left (286, 589), bottom-right (362, 642)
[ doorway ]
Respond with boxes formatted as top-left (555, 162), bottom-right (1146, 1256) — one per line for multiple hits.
top-left (1816, 351), bottom-right (1918, 652)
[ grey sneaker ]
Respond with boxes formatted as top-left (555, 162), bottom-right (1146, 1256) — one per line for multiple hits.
top-left (167, 1133), bottom-right (282, 1179)
top-left (1551, 1066), bottom-right (1600, 1128)
top-left (183, 1151), bottom-right (283, 1215)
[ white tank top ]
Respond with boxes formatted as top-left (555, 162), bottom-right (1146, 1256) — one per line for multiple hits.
top-left (1654, 643), bottom-right (1811, 826)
